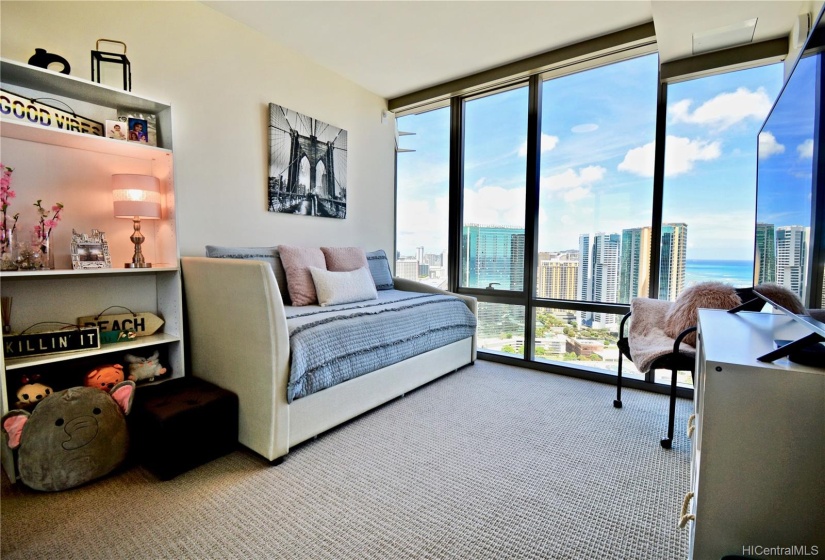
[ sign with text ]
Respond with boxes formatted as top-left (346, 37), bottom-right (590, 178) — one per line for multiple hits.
top-left (4, 326), bottom-right (100, 359)
top-left (78, 312), bottom-right (163, 337)
top-left (0, 88), bottom-right (104, 136)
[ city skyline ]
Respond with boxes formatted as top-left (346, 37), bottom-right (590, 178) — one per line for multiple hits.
top-left (396, 56), bottom-right (784, 264)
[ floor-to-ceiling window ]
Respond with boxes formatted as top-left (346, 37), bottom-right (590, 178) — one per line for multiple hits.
top-left (395, 38), bottom-right (785, 393)
top-left (658, 64), bottom-right (784, 386)
top-left (460, 85), bottom-right (529, 355)
top-left (396, 106), bottom-right (450, 288)
top-left (533, 53), bottom-right (657, 376)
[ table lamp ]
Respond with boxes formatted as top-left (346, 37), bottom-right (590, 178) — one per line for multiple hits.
top-left (112, 174), bottom-right (161, 268)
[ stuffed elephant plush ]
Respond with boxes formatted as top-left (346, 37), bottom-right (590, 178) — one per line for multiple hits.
top-left (1, 381), bottom-right (135, 491)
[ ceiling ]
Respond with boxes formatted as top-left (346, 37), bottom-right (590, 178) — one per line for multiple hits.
top-left (203, 1), bottom-right (810, 100)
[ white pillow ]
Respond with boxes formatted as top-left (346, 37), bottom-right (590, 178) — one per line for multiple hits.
top-left (309, 266), bottom-right (378, 306)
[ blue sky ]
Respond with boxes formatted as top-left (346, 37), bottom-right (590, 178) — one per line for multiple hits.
top-left (397, 54), bottom-right (786, 261)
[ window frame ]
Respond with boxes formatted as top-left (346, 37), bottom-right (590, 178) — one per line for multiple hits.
top-left (394, 32), bottom-right (788, 397)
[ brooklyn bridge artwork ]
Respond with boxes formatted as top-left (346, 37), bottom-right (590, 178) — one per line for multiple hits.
top-left (268, 103), bottom-right (348, 219)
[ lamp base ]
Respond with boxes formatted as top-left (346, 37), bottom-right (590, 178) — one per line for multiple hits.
top-left (124, 262), bottom-right (152, 268)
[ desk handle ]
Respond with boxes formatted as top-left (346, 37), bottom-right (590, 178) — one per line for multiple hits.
top-left (678, 491), bottom-right (695, 528)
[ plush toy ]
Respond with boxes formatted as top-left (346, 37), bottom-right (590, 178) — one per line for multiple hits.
top-left (1, 381), bottom-right (135, 492)
top-left (125, 350), bottom-right (167, 382)
top-left (15, 374), bottom-right (53, 410)
top-left (16, 382), bottom-right (53, 409)
top-left (84, 364), bottom-right (125, 391)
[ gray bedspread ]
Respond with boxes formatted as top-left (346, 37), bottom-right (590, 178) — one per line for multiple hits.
top-left (284, 290), bottom-right (476, 402)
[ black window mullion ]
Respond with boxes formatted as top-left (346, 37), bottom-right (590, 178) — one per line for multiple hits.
top-left (523, 75), bottom-right (543, 361)
top-left (649, 72), bottom-right (668, 302)
top-left (447, 97), bottom-right (464, 293)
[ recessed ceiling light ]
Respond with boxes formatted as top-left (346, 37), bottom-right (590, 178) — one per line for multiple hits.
top-left (692, 18), bottom-right (758, 55)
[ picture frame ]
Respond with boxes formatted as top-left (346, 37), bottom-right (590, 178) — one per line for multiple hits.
top-left (117, 111), bottom-right (157, 146)
top-left (105, 120), bottom-right (127, 141)
top-left (127, 117), bottom-right (148, 143)
top-left (71, 229), bottom-right (112, 270)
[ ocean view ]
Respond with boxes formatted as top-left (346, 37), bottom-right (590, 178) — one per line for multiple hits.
top-left (684, 259), bottom-right (753, 288)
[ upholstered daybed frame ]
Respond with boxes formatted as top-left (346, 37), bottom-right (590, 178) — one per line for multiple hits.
top-left (181, 257), bottom-right (477, 463)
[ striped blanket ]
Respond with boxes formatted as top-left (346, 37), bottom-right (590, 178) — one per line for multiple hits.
top-left (284, 290), bottom-right (476, 402)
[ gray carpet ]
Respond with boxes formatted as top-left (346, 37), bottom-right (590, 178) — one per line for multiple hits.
top-left (1, 361), bottom-right (691, 559)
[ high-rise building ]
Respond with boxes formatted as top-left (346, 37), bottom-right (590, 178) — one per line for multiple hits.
top-left (415, 246), bottom-right (424, 264)
top-left (776, 225), bottom-right (808, 299)
top-left (461, 224), bottom-right (524, 290)
top-left (537, 260), bottom-right (579, 299)
top-left (755, 223), bottom-right (776, 285)
top-left (659, 223), bottom-right (688, 300)
top-left (396, 258), bottom-right (419, 281)
top-left (578, 232), bottom-right (620, 329)
top-left (619, 226), bottom-right (651, 303)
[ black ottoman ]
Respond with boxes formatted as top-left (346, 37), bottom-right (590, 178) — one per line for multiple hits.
top-left (130, 376), bottom-right (238, 480)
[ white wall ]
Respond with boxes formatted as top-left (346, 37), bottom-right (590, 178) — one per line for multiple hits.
top-left (0, 1), bottom-right (396, 258)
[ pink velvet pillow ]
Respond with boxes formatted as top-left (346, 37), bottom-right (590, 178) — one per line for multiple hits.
top-left (321, 247), bottom-right (368, 272)
top-left (277, 245), bottom-right (327, 306)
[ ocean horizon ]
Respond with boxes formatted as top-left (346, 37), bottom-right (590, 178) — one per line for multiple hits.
top-left (684, 259), bottom-right (753, 287)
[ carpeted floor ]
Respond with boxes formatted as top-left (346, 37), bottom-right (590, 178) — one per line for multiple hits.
top-left (1, 361), bottom-right (692, 559)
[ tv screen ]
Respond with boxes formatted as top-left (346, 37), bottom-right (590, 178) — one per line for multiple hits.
top-left (755, 7), bottom-right (825, 308)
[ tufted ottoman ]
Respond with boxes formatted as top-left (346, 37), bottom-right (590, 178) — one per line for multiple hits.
top-left (130, 376), bottom-right (238, 480)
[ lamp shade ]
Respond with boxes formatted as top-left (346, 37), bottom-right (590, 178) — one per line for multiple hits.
top-left (112, 174), bottom-right (162, 219)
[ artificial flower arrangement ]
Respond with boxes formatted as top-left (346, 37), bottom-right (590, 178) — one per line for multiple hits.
top-left (0, 164), bottom-right (20, 270)
top-left (0, 163), bottom-right (64, 270)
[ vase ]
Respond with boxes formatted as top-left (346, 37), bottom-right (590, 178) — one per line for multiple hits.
top-left (15, 240), bottom-right (39, 270)
top-left (0, 227), bottom-right (17, 271)
top-left (36, 232), bottom-right (54, 270)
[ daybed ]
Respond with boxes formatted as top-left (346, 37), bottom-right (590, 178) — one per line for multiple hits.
top-left (181, 251), bottom-right (477, 462)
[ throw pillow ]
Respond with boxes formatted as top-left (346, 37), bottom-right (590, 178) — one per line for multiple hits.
top-left (321, 247), bottom-right (368, 272)
top-left (309, 266), bottom-right (378, 306)
top-left (664, 281), bottom-right (742, 346)
top-left (277, 245), bottom-right (327, 306)
top-left (754, 282), bottom-right (806, 314)
top-left (205, 245), bottom-right (291, 304)
top-left (366, 249), bottom-right (394, 290)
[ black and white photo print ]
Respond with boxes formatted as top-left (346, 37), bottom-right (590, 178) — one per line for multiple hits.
top-left (268, 103), bottom-right (348, 219)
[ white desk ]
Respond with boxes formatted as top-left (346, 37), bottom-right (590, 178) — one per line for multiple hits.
top-left (687, 310), bottom-right (824, 560)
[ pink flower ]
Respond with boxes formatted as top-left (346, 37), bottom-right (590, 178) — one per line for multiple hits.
top-left (51, 205), bottom-right (61, 213)
top-left (34, 224), bottom-right (42, 236)
top-left (44, 219), bottom-right (58, 229)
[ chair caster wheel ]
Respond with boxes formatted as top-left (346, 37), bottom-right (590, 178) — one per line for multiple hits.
top-left (660, 438), bottom-right (672, 449)
top-left (613, 400), bottom-right (622, 408)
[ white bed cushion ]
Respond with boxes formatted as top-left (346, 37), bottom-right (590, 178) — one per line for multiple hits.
top-left (309, 266), bottom-right (378, 306)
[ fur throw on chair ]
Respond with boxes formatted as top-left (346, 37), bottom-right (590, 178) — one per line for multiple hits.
top-left (664, 282), bottom-right (742, 346)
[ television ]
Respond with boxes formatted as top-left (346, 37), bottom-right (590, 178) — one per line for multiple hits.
top-left (755, 5), bottom-right (825, 310)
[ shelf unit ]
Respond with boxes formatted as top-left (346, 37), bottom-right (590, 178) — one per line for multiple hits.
top-left (686, 310), bottom-right (824, 558)
top-left (0, 58), bottom-right (184, 483)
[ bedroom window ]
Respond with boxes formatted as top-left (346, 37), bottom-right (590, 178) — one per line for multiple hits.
top-left (395, 106), bottom-right (450, 289)
top-left (393, 32), bottom-right (785, 395)
top-left (660, 64), bottom-right (784, 301)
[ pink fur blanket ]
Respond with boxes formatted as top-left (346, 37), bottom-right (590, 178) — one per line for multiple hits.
top-left (627, 298), bottom-right (695, 373)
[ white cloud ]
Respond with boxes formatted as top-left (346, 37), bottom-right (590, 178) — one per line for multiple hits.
top-left (464, 185), bottom-right (525, 227)
top-left (617, 135), bottom-right (721, 177)
top-left (671, 87), bottom-right (773, 130)
top-left (758, 131), bottom-right (785, 159)
top-left (540, 165), bottom-right (606, 202)
top-left (518, 133), bottom-right (559, 157)
top-left (797, 138), bottom-right (814, 159)
top-left (571, 123), bottom-right (598, 133)
top-left (396, 195), bottom-right (449, 255)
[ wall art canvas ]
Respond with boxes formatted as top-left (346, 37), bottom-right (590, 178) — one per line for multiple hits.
top-left (268, 103), bottom-right (347, 219)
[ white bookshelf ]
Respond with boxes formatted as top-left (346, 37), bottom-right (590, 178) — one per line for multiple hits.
top-left (0, 58), bottom-right (184, 483)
